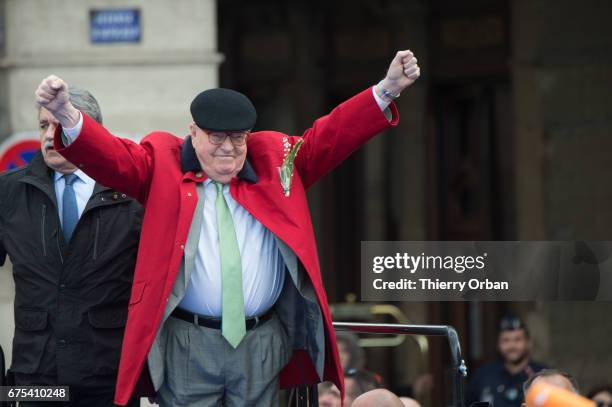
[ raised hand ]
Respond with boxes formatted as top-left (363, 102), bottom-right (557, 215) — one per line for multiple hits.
top-left (377, 50), bottom-right (421, 100)
top-left (35, 75), bottom-right (80, 128)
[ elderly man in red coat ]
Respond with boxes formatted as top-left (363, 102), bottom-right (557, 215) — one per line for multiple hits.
top-left (35, 50), bottom-right (420, 406)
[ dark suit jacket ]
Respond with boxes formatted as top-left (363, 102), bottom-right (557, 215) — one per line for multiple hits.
top-left (0, 153), bottom-right (143, 388)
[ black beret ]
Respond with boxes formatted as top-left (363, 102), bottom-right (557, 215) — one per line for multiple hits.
top-left (190, 88), bottom-right (257, 132)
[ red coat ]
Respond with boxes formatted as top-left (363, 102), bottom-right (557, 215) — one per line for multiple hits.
top-left (55, 87), bottom-right (398, 405)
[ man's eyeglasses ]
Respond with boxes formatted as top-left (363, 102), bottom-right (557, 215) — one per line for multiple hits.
top-left (204, 130), bottom-right (250, 146)
top-left (595, 401), bottom-right (612, 407)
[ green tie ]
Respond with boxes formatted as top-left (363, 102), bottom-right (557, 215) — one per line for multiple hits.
top-left (215, 182), bottom-right (246, 348)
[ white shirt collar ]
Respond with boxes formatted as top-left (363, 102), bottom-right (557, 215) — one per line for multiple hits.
top-left (54, 169), bottom-right (96, 186)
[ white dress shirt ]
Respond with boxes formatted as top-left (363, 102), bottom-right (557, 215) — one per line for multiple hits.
top-left (178, 180), bottom-right (286, 317)
top-left (53, 170), bottom-right (96, 225)
top-left (62, 87), bottom-right (391, 317)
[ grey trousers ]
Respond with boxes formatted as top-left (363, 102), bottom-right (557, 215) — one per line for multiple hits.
top-left (157, 313), bottom-right (292, 407)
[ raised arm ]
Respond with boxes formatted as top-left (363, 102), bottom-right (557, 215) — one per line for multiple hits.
top-left (35, 75), bottom-right (153, 203)
top-left (295, 50), bottom-right (420, 188)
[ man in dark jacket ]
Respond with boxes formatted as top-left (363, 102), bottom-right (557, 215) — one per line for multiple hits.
top-left (0, 87), bottom-right (143, 406)
top-left (466, 315), bottom-right (546, 407)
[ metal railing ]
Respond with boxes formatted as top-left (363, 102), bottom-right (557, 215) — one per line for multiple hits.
top-left (290, 322), bottom-right (467, 407)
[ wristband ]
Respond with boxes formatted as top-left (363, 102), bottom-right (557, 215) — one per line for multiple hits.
top-left (377, 81), bottom-right (401, 101)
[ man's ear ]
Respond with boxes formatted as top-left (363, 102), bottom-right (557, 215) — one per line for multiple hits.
top-left (189, 122), bottom-right (197, 137)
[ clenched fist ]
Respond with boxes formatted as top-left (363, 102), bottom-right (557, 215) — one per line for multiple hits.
top-left (377, 50), bottom-right (421, 100)
top-left (35, 75), bottom-right (80, 128)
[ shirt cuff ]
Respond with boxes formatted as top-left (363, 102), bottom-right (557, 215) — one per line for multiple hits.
top-left (62, 111), bottom-right (83, 145)
top-left (372, 86), bottom-right (392, 121)
top-left (372, 86), bottom-right (391, 111)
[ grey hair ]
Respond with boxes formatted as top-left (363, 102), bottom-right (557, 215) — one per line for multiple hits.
top-left (68, 86), bottom-right (103, 124)
top-left (523, 369), bottom-right (580, 396)
top-left (38, 86), bottom-right (103, 125)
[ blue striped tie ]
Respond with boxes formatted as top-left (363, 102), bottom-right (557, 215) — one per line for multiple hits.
top-left (62, 174), bottom-right (79, 242)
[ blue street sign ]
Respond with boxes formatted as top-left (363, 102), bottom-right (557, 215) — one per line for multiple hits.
top-left (90, 9), bottom-right (141, 44)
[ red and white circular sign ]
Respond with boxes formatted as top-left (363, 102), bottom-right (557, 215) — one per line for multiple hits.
top-left (0, 132), bottom-right (40, 173)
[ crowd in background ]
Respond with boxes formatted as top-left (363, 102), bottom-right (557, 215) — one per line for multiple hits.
top-left (318, 316), bottom-right (612, 407)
